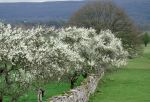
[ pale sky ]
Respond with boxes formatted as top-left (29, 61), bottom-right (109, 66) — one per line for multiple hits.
top-left (0, 0), bottom-right (82, 3)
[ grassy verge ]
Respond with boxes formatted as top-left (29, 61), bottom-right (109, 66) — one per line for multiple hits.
top-left (4, 75), bottom-right (84, 102)
top-left (89, 44), bottom-right (150, 102)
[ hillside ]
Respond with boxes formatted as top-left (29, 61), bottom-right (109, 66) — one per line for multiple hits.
top-left (113, 0), bottom-right (150, 30)
top-left (0, 0), bottom-right (150, 29)
top-left (0, 1), bottom-right (85, 22)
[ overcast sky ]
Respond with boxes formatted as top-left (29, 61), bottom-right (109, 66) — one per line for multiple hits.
top-left (0, 0), bottom-right (82, 3)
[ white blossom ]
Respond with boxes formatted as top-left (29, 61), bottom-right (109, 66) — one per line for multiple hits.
top-left (0, 23), bottom-right (128, 100)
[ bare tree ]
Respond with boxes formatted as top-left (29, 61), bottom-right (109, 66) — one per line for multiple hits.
top-left (69, 0), bottom-right (142, 56)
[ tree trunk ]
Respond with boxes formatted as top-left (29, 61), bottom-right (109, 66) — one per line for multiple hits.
top-left (0, 95), bottom-right (3, 102)
top-left (70, 79), bottom-right (75, 89)
top-left (70, 76), bottom-right (78, 89)
top-left (82, 72), bottom-right (88, 78)
top-left (41, 90), bottom-right (45, 97)
top-left (145, 43), bottom-right (147, 47)
top-left (37, 89), bottom-right (43, 102)
top-left (69, 71), bottom-right (79, 89)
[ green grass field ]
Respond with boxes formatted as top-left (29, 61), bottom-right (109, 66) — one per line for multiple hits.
top-left (3, 76), bottom-right (84, 102)
top-left (89, 44), bottom-right (150, 102)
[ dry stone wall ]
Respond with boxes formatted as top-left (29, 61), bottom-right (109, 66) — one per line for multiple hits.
top-left (48, 69), bottom-right (104, 102)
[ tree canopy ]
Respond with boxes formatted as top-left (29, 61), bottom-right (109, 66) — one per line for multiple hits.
top-left (69, 0), bottom-right (142, 56)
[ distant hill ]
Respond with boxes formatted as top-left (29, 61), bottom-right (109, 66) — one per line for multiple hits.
top-left (0, 0), bottom-right (150, 29)
top-left (0, 1), bottom-right (85, 22)
top-left (113, 0), bottom-right (150, 27)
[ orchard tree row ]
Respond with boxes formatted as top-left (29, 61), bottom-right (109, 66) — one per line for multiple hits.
top-left (0, 23), bottom-right (128, 102)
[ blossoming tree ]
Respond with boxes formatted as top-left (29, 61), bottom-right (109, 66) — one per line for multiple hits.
top-left (0, 23), bottom-right (82, 102)
top-left (0, 22), bottom-right (128, 102)
top-left (57, 27), bottom-right (128, 88)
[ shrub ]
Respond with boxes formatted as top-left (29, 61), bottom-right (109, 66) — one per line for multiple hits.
top-left (143, 32), bottom-right (149, 47)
